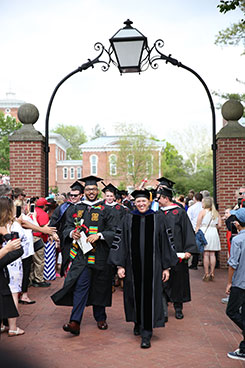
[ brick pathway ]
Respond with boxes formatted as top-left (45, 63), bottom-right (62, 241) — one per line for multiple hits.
top-left (1, 268), bottom-right (244, 367)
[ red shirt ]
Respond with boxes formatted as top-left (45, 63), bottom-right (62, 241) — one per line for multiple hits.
top-left (32, 207), bottom-right (49, 243)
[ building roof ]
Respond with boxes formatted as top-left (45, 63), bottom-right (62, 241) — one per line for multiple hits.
top-left (57, 160), bottom-right (82, 166)
top-left (80, 135), bottom-right (165, 152)
top-left (0, 91), bottom-right (25, 108)
top-left (49, 132), bottom-right (71, 150)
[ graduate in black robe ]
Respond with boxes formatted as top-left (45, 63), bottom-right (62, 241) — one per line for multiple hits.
top-left (51, 176), bottom-right (115, 335)
top-left (157, 184), bottom-right (198, 320)
top-left (109, 189), bottom-right (178, 349)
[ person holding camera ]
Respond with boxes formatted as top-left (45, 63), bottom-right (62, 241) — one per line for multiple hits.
top-left (0, 196), bottom-right (28, 336)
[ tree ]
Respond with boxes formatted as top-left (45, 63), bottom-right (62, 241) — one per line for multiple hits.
top-left (91, 124), bottom-right (107, 140)
top-left (0, 112), bottom-right (22, 173)
top-left (52, 124), bottom-right (87, 160)
top-left (167, 123), bottom-right (213, 195)
top-left (215, 0), bottom-right (245, 52)
top-left (116, 124), bottom-right (159, 187)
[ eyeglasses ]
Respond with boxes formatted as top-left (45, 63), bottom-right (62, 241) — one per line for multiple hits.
top-left (85, 188), bottom-right (98, 192)
top-left (70, 194), bottom-right (79, 198)
top-left (239, 192), bottom-right (245, 196)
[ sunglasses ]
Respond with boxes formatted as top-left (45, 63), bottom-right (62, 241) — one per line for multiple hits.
top-left (70, 194), bottom-right (80, 198)
top-left (239, 192), bottom-right (245, 195)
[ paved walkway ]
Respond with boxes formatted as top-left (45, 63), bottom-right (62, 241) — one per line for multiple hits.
top-left (1, 268), bottom-right (245, 367)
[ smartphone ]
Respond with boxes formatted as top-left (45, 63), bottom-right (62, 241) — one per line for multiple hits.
top-left (16, 206), bottom-right (21, 218)
top-left (30, 204), bottom-right (35, 213)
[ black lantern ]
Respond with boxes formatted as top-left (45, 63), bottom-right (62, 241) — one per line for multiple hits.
top-left (109, 19), bottom-right (148, 74)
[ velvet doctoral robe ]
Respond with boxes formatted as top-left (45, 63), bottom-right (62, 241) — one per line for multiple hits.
top-left (109, 209), bottom-right (178, 330)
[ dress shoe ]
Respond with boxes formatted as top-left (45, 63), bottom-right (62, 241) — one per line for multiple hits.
top-left (63, 321), bottom-right (80, 335)
top-left (141, 337), bottom-right (151, 349)
top-left (175, 310), bottom-right (184, 319)
top-left (133, 323), bottom-right (140, 336)
top-left (189, 265), bottom-right (198, 270)
top-left (32, 280), bottom-right (51, 287)
top-left (97, 321), bottom-right (108, 330)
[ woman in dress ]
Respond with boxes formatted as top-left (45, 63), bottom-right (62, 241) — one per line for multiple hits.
top-left (0, 196), bottom-right (26, 336)
top-left (196, 197), bottom-right (221, 281)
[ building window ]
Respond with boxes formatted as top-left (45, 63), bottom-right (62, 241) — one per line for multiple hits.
top-left (63, 167), bottom-right (68, 179)
top-left (70, 167), bottom-right (75, 179)
top-left (146, 154), bottom-right (153, 176)
top-left (77, 167), bottom-right (82, 179)
top-left (109, 154), bottom-right (117, 175)
top-left (90, 155), bottom-right (98, 175)
top-left (127, 154), bottom-right (134, 175)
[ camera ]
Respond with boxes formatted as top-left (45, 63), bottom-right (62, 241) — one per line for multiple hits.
top-left (3, 232), bottom-right (19, 242)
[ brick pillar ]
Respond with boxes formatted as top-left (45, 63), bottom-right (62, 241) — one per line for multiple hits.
top-left (216, 100), bottom-right (245, 268)
top-left (9, 103), bottom-right (45, 197)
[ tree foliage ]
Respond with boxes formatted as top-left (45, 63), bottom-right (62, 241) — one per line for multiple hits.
top-left (116, 124), bottom-right (159, 187)
top-left (52, 124), bottom-right (87, 160)
top-left (91, 124), bottom-right (107, 140)
top-left (215, 0), bottom-right (245, 52)
top-left (0, 112), bottom-right (22, 172)
top-left (166, 124), bottom-right (213, 195)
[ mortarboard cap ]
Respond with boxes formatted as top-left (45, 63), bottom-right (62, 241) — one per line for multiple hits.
top-left (131, 189), bottom-right (150, 200)
top-left (79, 175), bottom-right (103, 187)
top-left (157, 176), bottom-right (175, 188)
top-left (118, 190), bottom-right (128, 196)
top-left (102, 183), bottom-right (118, 194)
top-left (70, 181), bottom-right (84, 193)
top-left (156, 186), bottom-right (173, 198)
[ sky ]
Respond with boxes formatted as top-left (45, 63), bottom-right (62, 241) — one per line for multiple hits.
top-left (0, 0), bottom-right (244, 148)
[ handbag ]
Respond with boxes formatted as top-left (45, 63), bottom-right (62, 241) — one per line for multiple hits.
top-left (33, 237), bottom-right (44, 252)
top-left (195, 229), bottom-right (207, 253)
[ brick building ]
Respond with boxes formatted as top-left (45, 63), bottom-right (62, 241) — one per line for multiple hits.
top-left (49, 133), bottom-right (82, 194)
top-left (80, 136), bottom-right (165, 190)
top-left (0, 91), bottom-right (25, 121)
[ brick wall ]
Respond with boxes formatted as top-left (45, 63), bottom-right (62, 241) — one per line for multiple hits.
top-left (216, 137), bottom-right (245, 267)
top-left (9, 140), bottom-right (45, 197)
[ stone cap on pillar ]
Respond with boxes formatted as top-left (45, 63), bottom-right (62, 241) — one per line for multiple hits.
top-left (9, 103), bottom-right (45, 142)
top-left (217, 99), bottom-right (245, 139)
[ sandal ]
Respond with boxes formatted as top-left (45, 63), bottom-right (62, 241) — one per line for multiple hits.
top-left (202, 274), bottom-right (210, 282)
top-left (8, 327), bottom-right (25, 337)
top-left (209, 273), bottom-right (215, 281)
top-left (1, 325), bottom-right (9, 333)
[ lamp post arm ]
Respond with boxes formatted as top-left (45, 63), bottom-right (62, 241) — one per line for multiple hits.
top-left (44, 44), bottom-right (111, 196)
top-left (149, 47), bottom-right (217, 207)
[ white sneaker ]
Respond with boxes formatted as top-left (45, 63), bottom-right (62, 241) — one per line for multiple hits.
top-left (221, 296), bottom-right (229, 304)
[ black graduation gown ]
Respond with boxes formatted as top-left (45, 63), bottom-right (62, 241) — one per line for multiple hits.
top-left (159, 205), bottom-right (198, 303)
top-left (109, 210), bottom-right (178, 330)
top-left (0, 247), bottom-right (23, 319)
top-left (51, 201), bottom-right (115, 307)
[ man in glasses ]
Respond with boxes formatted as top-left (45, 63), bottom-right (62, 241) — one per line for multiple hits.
top-left (52, 176), bottom-right (115, 336)
top-left (49, 181), bottom-right (84, 276)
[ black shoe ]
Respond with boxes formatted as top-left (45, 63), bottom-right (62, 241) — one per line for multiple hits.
top-left (227, 348), bottom-right (245, 361)
top-left (175, 310), bottom-right (184, 319)
top-left (133, 324), bottom-right (140, 336)
top-left (189, 265), bottom-right (198, 270)
top-left (141, 337), bottom-right (151, 349)
top-left (32, 280), bottom-right (51, 287)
